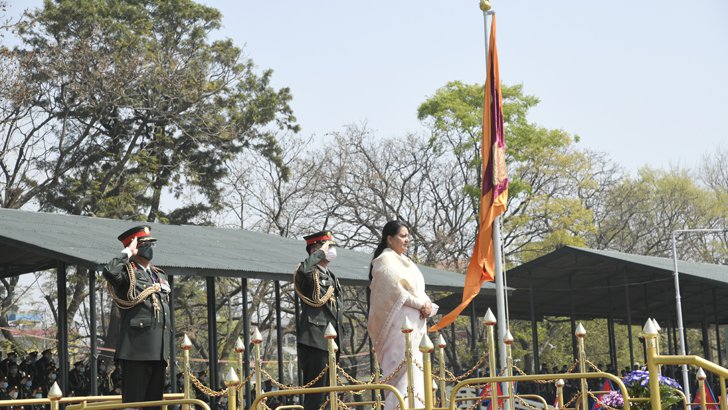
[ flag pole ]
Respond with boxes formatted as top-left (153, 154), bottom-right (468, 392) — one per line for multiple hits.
top-left (480, 0), bottom-right (508, 375)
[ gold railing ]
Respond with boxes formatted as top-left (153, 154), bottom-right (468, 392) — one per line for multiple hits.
top-left (66, 398), bottom-right (211, 410)
top-left (8, 313), bottom-right (728, 410)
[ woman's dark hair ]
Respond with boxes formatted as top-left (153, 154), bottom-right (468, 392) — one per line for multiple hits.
top-left (367, 220), bottom-right (409, 306)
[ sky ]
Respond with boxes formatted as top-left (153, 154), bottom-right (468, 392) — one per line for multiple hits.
top-left (5, 0), bottom-right (728, 173)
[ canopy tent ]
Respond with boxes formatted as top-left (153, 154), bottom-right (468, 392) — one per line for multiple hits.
top-left (436, 245), bottom-right (728, 327)
top-left (0, 208), bottom-right (485, 291)
top-left (436, 245), bottom-right (728, 374)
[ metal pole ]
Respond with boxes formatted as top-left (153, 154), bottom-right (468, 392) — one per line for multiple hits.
top-left (169, 274), bottom-right (177, 393)
top-left (569, 274), bottom-right (577, 359)
top-left (275, 281), bottom-right (284, 383)
top-left (485, 315), bottom-right (498, 410)
top-left (672, 231), bottom-right (691, 402)
top-left (89, 269), bottom-right (98, 396)
top-left (529, 275), bottom-right (540, 378)
top-left (470, 301), bottom-right (478, 356)
top-left (671, 227), bottom-right (728, 401)
top-left (207, 276), bottom-right (219, 395)
top-left (714, 288), bottom-right (724, 366)
top-left (624, 272), bottom-right (635, 368)
top-left (242, 278), bottom-right (251, 408)
top-left (481, 5), bottom-right (508, 373)
top-left (57, 262), bottom-right (69, 394)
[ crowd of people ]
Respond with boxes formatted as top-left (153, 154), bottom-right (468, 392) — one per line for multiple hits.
top-left (0, 350), bottom-right (58, 401)
top-left (0, 350), bottom-right (128, 401)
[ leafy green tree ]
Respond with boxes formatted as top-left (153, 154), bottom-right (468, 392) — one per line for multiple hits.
top-left (8, 0), bottom-right (297, 222)
top-left (416, 81), bottom-right (623, 265)
top-left (590, 166), bottom-right (727, 261)
top-left (0, 0), bottom-right (299, 367)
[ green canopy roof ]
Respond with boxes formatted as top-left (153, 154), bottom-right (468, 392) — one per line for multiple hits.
top-left (0, 208), bottom-right (491, 292)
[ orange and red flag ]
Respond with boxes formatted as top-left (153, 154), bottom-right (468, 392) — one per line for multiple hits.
top-left (430, 14), bottom-right (508, 332)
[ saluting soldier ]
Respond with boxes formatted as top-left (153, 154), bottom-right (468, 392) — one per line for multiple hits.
top-left (294, 231), bottom-right (343, 410)
top-left (103, 225), bottom-right (172, 409)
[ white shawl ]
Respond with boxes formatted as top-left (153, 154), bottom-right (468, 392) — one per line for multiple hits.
top-left (367, 248), bottom-right (433, 353)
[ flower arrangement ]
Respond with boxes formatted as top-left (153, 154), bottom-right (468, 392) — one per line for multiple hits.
top-left (600, 391), bottom-right (624, 408)
top-left (618, 370), bottom-right (682, 409)
top-left (593, 371), bottom-right (682, 409)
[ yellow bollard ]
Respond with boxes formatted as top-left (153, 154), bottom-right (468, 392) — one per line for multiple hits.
top-left (235, 337), bottom-right (246, 410)
top-left (504, 330), bottom-right (515, 410)
top-left (643, 319), bottom-right (661, 410)
top-left (325, 323), bottom-right (339, 410)
top-left (224, 367), bottom-right (240, 410)
top-left (555, 379), bottom-right (564, 409)
top-left (697, 368), bottom-right (708, 410)
top-left (576, 323), bottom-right (588, 410)
top-left (402, 317), bottom-right (415, 409)
top-left (436, 334), bottom-right (447, 408)
top-left (48, 381), bottom-right (63, 410)
top-left (181, 334), bottom-right (193, 410)
top-left (373, 350), bottom-right (382, 410)
top-left (484, 308), bottom-right (498, 410)
top-left (651, 318), bottom-right (662, 375)
top-left (252, 326), bottom-right (264, 407)
top-left (419, 334), bottom-right (435, 410)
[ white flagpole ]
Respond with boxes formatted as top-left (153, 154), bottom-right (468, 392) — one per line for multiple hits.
top-left (480, 1), bottom-right (507, 375)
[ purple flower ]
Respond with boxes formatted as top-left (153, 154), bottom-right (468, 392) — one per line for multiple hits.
top-left (600, 391), bottom-right (624, 408)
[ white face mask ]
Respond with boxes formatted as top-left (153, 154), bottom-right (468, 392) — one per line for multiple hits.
top-left (9, 392), bottom-right (18, 399)
top-left (325, 247), bottom-right (337, 262)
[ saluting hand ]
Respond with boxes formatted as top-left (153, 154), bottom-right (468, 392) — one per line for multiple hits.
top-left (127, 237), bottom-right (139, 256)
top-left (320, 242), bottom-right (330, 254)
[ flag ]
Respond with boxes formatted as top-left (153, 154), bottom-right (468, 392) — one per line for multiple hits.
top-left (480, 382), bottom-right (504, 410)
top-left (591, 380), bottom-right (614, 410)
top-left (693, 382), bottom-right (719, 409)
top-left (430, 13), bottom-right (508, 332)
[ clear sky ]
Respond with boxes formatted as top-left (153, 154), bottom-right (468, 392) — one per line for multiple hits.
top-left (6, 0), bottom-right (728, 172)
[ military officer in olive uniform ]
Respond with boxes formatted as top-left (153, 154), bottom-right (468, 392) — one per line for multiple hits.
top-left (103, 225), bottom-right (172, 409)
top-left (295, 231), bottom-right (343, 410)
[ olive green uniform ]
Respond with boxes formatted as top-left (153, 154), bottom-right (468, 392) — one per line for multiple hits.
top-left (295, 249), bottom-right (343, 410)
top-left (103, 252), bottom-right (172, 407)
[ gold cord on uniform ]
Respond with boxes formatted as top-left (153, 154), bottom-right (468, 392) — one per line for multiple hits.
top-left (108, 262), bottom-right (161, 321)
top-left (295, 267), bottom-right (335, 308)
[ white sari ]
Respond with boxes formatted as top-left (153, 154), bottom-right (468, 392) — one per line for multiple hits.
top-left (368, 248), bottom-right (438, 410)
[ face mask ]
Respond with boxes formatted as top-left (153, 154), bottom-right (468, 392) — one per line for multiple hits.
top-left (35, 393), bottom-right (43, 399)
top-left (325, 247), bottom-right (337, 262)
top-left (1, 382), bottom-right (7, 388)
top-left (9, 392), bottom-right (18, 399)
top-left (50, 374), bottom-right (57, 380)
top-left (78, 366), bottom-right (85, 372)
top-left (137, 244), bottom-right (153, 260)
top-left (26, 381), bottom-right (32, 388)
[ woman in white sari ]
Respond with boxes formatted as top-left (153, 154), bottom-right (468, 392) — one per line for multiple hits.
top-left (367, 220), bottom-right (438, 410)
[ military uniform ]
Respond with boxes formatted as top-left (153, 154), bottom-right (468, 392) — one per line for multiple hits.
top-left (295, 231), bottom-right (343, 410)
top-left (103, 225), bottom-right (171, 408)
top-left (68, 361), bottom-right (89, 396)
